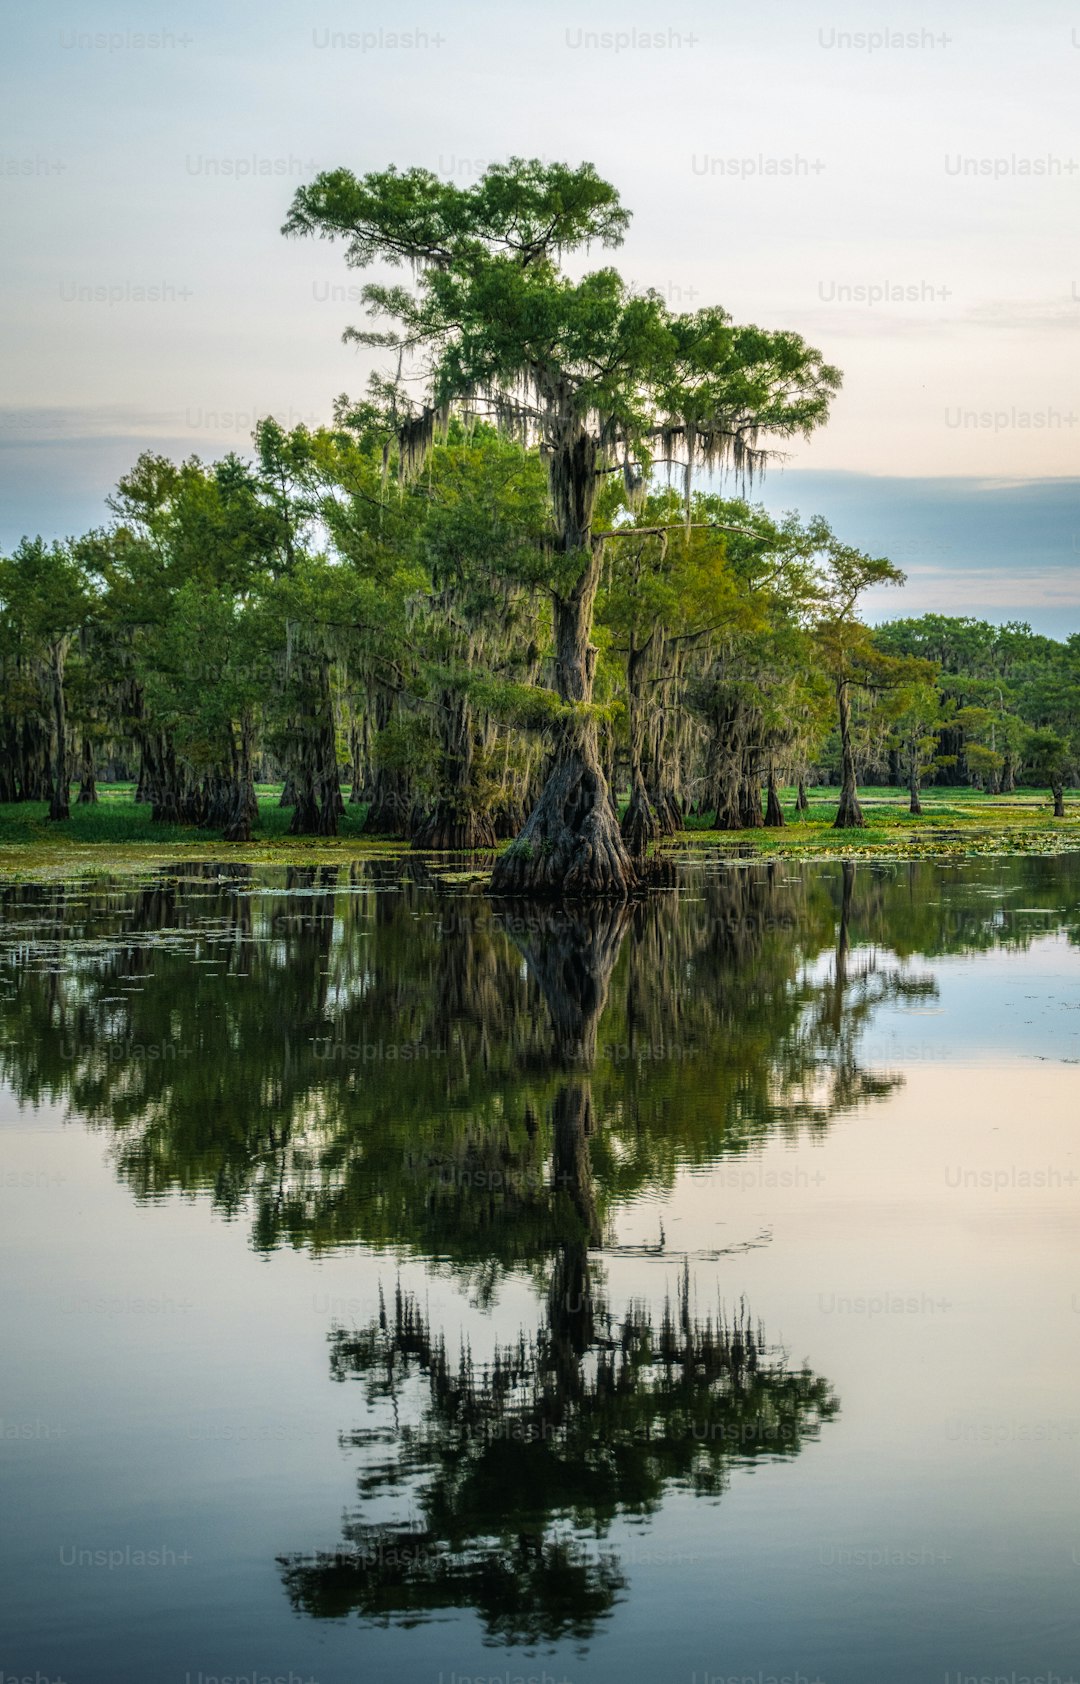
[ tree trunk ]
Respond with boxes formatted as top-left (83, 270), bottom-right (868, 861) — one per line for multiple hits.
top-left (708, 712), bottom-right (743, 830)
top-left (361, 685), bottom-right (410, 839)
top-left (288, 660), bottom-right (339, 837)
top-left (47, 641), bottom-right (71, 822)
top-left (621, 767), bottom-right (660, 857)
top-left (490, 730), bottom-right (636, 897)
top-left (620, 639), bottom-right (660, 857)
top-left (0, 736), bottom-right (16, 804)
top-left (739, 767), bottom-right (765, 828)
top-left (646, 704), bottom-right (682, 837)
top-left (600, 726), bottom-right (620, 823)
top-left (1052, 781), bottom-right (1065, 818)
top-left (491, 524), bottom-right (636, 898)
top-left (317, 661), bottom-right (343, 824)
top-left (764, 767), bottom-right (785, 828)
top-left (221, 715), bottom-right (258, 842)
top-left (713, 772), bottom-right (742, 830)
top-left (76, 737), bottom-right (97, 804)
top-left (795, 777), bottom-right (809, 815)
top-left (833, 679), bottom-right (865, 829)
top-left (349, 719), bottom-right (368, 805)
top-left (653, 787), bottom-right (683, 835)
top-left (288, 745), bottom-right (338, 836)
top-left (144, 731), bottom-right (197, 824)
top-left (909, 766), bottom-right (923, 816)
top-left (15, 684), bottom-right (53, 801)
top-left (288, 776), bottom-right (321, 834)
top-left (412, 803), bottom-right (497, 850)
top-left (413, 690), bottom-right (497, 851)
top-left (492, 790), bottom-right (530, 839)
top-left (363, 786), bottom-right (412, 837)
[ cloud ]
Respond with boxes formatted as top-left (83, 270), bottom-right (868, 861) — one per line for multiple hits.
top-left (0, 405), bottom-right (187, 442)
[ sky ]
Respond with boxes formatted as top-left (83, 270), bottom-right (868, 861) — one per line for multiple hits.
top-left (2, 0), bottom-right (1079, 632)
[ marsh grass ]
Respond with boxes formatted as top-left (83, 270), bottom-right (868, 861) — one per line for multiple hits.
top-left (674, 785), bottom-right (1080, 861)
top-left (0, 783), bottom-right (1077, 881)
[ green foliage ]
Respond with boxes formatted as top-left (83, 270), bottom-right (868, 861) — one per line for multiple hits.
top-left (0, 164), bottom-right (1075, 846)
top-left (877, 615), bottom-right (1080, 794)
top-left (284, 159), bottom-right (840, 513)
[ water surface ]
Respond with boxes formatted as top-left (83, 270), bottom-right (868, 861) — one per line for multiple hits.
top-left (1, 855), bottom-right (1079, 1684)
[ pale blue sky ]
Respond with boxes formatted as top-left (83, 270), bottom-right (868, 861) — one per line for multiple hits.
top-left (2, 0), bottom-right (1079, 628)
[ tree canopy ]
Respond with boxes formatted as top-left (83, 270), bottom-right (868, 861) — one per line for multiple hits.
top-left (1, 161), bottom-right (1076, 863)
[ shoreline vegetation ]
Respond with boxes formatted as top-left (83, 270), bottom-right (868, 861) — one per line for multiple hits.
top-left (4, 162), bottom-right (1077, 899)
top-left (1, 784), bottom-right (1077, 881)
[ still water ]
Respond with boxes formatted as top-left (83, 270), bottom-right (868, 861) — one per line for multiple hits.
top-left (1, 854), bottom-right (1078, 1684)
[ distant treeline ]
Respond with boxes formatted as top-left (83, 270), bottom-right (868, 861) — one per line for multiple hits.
top-left (1, 417), bottom-right (1076, 842)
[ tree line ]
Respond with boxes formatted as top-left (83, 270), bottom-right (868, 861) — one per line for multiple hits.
top-left (1, 158), bottom-right (1076, 886)
top-left (2, 422), bottom-right (1075, 843)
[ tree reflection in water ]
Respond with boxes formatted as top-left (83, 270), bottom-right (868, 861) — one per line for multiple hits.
top-left (278, 1274), bottom-right (837, 1644)
top-left (5, 854), bottom-right (1077, 1642)
top-left (0, 856), bottom-right (969, 1265)
top-left (278, 885), bottom-right (872, 1645)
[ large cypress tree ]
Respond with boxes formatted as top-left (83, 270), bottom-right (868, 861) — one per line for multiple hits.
top-left (298, 161), bottom-right (839, 890)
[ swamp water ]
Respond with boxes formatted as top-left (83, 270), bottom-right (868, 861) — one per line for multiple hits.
top-left (1, 854), bottom-right (1079, 1684)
